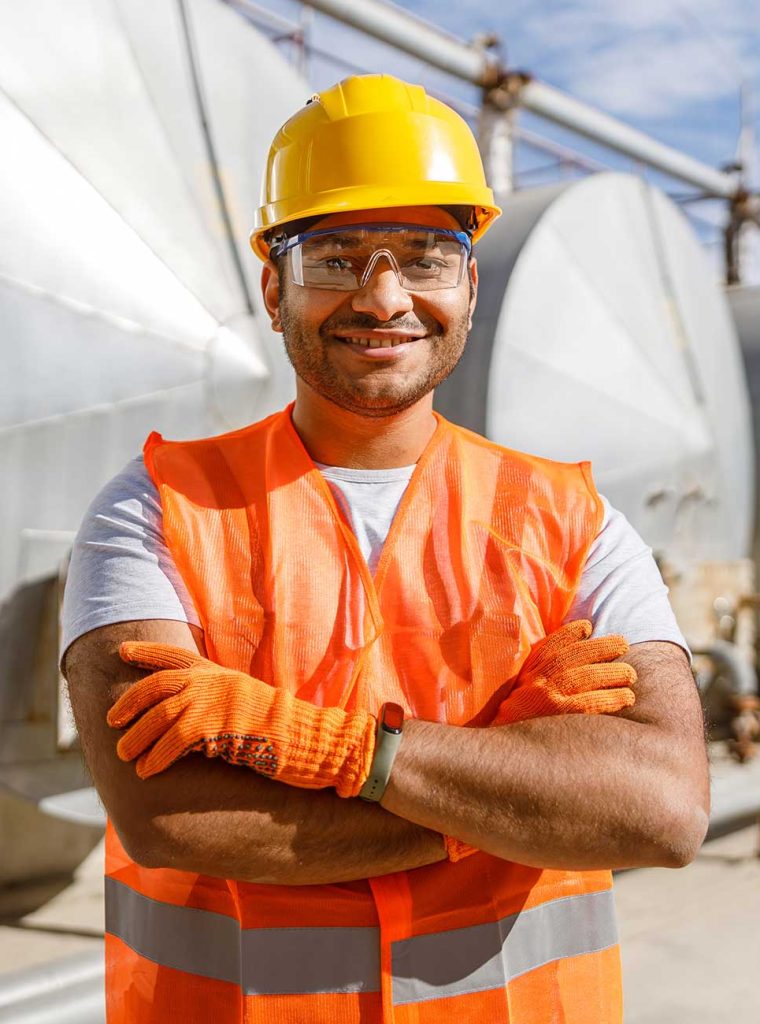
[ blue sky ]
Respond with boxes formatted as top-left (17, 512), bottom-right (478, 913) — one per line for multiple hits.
top-left (250, 0), bottom-right (760, 281)
top-left (398, 0), bottom-right (759, 171)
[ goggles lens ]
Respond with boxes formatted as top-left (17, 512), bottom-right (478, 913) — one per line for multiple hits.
top-left (271, 223), bottom-right (471, 292)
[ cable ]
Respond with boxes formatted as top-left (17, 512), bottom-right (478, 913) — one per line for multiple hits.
top-left (177, 0), bottom-right (255, 315)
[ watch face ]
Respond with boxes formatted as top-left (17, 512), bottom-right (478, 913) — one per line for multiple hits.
top-left (382, 702), bottom-right (404, 733)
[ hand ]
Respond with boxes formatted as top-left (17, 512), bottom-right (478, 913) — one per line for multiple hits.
top-left (445, 620), bottom-right (636, 862)
top-left (492, 619), bottom-right (636, 725)
top-left (107, 643), bottom-right (376, 796)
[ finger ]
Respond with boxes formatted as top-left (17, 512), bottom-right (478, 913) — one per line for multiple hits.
top-left (554, 663), bottom-right (638, 695)
top-left (135, 725), bottom-right (205, 780)
top-left (107, 670), bottom-right (189, 728)
top-left (539, 633), bottom-right (630, 674)
top-left (114, 690), bottom-right (192, 762)
top-left (119, 641), bottom-right (205, 673)
top-left (491, 688), bottom-right (547, 725)
top-left (573, 634), bottom-right (629, 664)
top-left (522, 621), bottom-right (592, 673)
top-left (560, 688), bottom-right (636, 715)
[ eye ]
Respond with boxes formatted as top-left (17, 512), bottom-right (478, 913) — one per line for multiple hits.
top-left (303, 255), bottom-right (355, 272)
top-left (406, 257), bottom-right (447, 273)
top-left (324, 257), bottom-right (354, 271)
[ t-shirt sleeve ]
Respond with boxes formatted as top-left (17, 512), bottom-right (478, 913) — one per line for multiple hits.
top-left (60, 456), bottom-right (200, 664)
top-left (565, 495), bottom-right (689, 655)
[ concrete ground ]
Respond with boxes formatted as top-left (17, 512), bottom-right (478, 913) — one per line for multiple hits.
top-left (1, 791), bottom-right (759, 1022)
top-left (616, 823), bottom-right (760, 1023)
top-left (0, 838), bottom-right (103, 975)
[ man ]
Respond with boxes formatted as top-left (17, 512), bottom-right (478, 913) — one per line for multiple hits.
top-left (63, 75), bottom-right (708, 1023)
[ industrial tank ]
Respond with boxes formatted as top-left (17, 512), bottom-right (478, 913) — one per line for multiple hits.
top-left (437, 172), bottom-right (755, 567)
top-left (728, 284), bottom-right (760, 563)
top-left (0, 0), bottom-right (305, 607)
top-left (0, 0), bottom-right (306, 885)
top-left (1, 9), bottom-right (755, 881)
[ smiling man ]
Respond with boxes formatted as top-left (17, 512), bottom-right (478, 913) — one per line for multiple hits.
top-left (63, 75), bottom-right (708, 1023)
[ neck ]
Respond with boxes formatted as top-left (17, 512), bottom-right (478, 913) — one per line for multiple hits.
top-left (291, 387), bottom-right (437, 469)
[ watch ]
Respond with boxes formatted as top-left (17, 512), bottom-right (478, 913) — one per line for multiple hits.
top-left (359, 702), bottom-right (405, 802)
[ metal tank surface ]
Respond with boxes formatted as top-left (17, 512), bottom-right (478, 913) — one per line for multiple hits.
top-left (728, 286), bottom-right (760, 556)
top-left (437, 171), bottom-right (755, 567)
top-left (0, 0), bottom-right (305, 885)
top-left (0, 0), bottom-right (305, 608)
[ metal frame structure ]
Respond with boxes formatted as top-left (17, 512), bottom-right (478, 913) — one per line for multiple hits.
top-left (291, 0), bottom-right (759, 283)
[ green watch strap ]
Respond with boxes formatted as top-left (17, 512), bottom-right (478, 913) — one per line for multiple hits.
top-left (359, 704), bottom-right (404, 802)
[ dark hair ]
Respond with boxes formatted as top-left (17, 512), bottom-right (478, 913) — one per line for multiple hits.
top-left (265, 216), bottom-right (322, 265)
top-left (440, 205), bottom-right (478, 233)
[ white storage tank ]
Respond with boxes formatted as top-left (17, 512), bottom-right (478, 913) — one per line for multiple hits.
top-left (437, 172), bottom-right (755, 566)
top-left (0, 0), bottom-right (305, 603)
top-left (727, 284), bottom-right (760, 559)
top-left (0, 0), bottom-right (307, 874)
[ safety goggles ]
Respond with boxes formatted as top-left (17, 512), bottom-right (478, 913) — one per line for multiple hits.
top-left (270, 223), bottom-right (472, 292)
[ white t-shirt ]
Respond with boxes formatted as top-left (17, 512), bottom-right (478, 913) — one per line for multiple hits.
top-left (60, 456), bottom-right (688, 660)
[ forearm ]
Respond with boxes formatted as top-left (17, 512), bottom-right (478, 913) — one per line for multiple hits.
top-left (381, 645), bottom-right (709, 871)
top-left (128, 755), bottom-right (446, 885)
top-left (65, 621), bottom-right (445, 887)
top-left (382, 716), bottom-right (688, 869)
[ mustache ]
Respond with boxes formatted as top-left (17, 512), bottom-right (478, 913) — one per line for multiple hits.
top-left (320, 313), bottom-right (433, 335)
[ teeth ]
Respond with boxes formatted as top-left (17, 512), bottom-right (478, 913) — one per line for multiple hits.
top-left (342, 336), bottom-right (411, 348)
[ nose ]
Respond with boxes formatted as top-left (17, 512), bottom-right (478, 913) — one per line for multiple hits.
top-left (351, 253), bottom-right (414, 321)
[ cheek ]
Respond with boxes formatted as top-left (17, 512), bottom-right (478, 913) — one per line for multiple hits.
top-left (280, 283), bottom-right (347, 332)
top-left (418, 296), bottom-right (470, 337)
top-left (415, 281), bottom-right (472, 326)
top-left (308, 294), bottom-right (352, 330)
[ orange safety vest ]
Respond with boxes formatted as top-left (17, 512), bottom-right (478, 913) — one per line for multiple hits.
top-left (105, 405), bottom-right (621, 1023)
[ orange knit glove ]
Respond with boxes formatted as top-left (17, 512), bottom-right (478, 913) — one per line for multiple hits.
top-left (107, 643), bottom-right (376, 797)
top-left (444, 620), bottom-right (637, 862)
top-left (491, 619), bottom-right (636, 726)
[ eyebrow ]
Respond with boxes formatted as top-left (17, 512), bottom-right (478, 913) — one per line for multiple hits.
top-left (305, 233), bottom-right (363, 248)
top-left (305, 231), bottom-right (442, 250)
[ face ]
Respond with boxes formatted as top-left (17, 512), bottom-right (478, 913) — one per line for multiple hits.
top-left (262, 206), bottom-right (478, 418)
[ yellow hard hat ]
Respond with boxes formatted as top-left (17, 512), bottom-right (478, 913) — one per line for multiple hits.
top-left (250, 74), bottom-right (501, 261)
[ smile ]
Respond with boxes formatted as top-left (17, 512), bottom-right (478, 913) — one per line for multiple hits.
top-left (334, 334), bottom-right (425, 349)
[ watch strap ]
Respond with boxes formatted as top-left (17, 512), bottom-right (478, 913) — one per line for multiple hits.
top-left (359, 704), bottom-right (404, 802)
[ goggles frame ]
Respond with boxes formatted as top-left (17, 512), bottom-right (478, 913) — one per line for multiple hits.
top-left (269, 222), bottom-right (472, 292)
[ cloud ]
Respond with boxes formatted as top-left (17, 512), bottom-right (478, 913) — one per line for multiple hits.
top-left (562, 35), bottom-right (742, 118)
top-left (260, 0), bottom-right (759, 207)
top-left (397, 0), bottom-right (760, 123)
top-left (387, 0), bottom-right (760, 216)
top-left (249, 0), bottom-right (760, 282)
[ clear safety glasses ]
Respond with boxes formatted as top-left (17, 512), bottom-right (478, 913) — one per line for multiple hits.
top-left (270, 223), bottom-right (472, 292)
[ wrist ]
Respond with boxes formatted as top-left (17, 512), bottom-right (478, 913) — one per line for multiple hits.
top-left (358, 702), bottom-right (405, 802)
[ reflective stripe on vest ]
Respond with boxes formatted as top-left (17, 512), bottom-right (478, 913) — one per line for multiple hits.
top-left (391, 889), bottom-right (618, 1005)
top-left (105, 877), bottom-right (617, 1001)
top-left (124, 408), bottom-right (614, 1020)
top-left (105, 877), bottom-right (380, 995)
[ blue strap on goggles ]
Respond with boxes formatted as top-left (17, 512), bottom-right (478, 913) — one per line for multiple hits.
top-left (269, 222), bottom-right (472, 292)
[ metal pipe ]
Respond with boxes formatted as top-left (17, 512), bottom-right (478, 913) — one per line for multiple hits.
top-left (690, 640), bottom-right (758, 696)
top-left (296, 0), bottom-right (498, 85)
top-left (519, 81), bottom-right (738, 198)
top-left (514, 125), bottom-right (612, 175)
top-left (0, 980), bottom-right (104, 1024)
top-left (0, 950), bottom-right (103, 1014)
top-left (706, 745), bottom-right (760, 840)
top-left (298, 0), bottom-right (741, 200)
top-left (178, 0), bottom-right (255, 315)
top-left (225, 0), bottom-right (301, 37)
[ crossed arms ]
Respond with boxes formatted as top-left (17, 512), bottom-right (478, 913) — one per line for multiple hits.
top-left (64, 618), bottom-right (709, 885)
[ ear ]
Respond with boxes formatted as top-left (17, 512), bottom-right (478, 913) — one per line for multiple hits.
top-left (467, 257), bottom-right (478, 331)
top-left (261, 260), bottom-right (283, 333)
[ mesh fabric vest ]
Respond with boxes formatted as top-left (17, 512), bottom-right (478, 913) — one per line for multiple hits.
top-left (104, 405), bottom-right (622, 1023)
